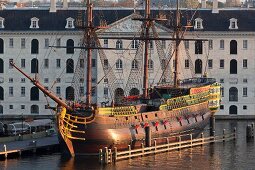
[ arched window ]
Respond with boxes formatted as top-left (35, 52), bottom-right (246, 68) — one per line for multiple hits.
top-left (66, 39), bottom-right (74, 54)
top-left (129, 88), bottom-right (139, 96)
top-left (230, 59), bottom-right (237, 74)
top-left (229, 105), bottom-right (237, 115)
top-left (0, 38), bottom-right (4, 54)
top-left (31, 39), bottom-right (39, 54)
top-left (66, 59), bottom-right (74, 73)
top-left (116, 59), bottom-right (123, 69)
top-left (131, 59), bottom-right (138, 69)
top-left (0, 105), bottom-right (2, 114)
top-left (30, 86), bottom-right (39, 101)
top-left (195, 40), bottom-right (203, 54)
top-left (229, 87), bottom-right (238, 101)
top-left (66, 86), bottom-right (74, 101)
top-left (230, 40), bottom-right (237, 54)
top-left (148, 59), bottom-right (154, 69)
top-left (116, 40), bottom-right (123, 49)
top-left (195, 59), bottom-right (202, 74)
top-left (0, 58), bottom-right (3, 73)
top-left (31, 58), bottom-right (38, 73)
top-left (0, 86), bottom-right (3, 100)
top-left (114, 88), bottom-right (124, 103)
top-left (31, 105), bottom-right (39, 114)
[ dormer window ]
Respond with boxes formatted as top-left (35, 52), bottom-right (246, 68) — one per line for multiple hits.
top-left (65, 17), bottom-right (75, 29)
top-left (0, 17), bottom-right (5, 29)
top-left (229, 18), bottom-right (238, 30)
top-left (194, 18), bottom-right (203, 30)
top-left (30, 17), bottom-right (39, 29)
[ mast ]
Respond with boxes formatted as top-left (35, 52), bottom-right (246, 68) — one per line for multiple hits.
top-left (174, 0), bottom-right (180, 87)
top-left (143, 0), bottom-right (150, 98)
top-left (86, 0), bottom-right (93, 106)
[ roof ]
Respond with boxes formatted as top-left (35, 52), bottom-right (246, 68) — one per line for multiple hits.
top-left (0, 8), bottom-right (254, 31)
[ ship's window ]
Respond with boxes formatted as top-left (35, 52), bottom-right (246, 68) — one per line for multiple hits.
top-left (31, 105), bottom-right (39, 114)
top-left (148, 59), bottom-right (154, 70)
top-left (0, 38), bottom-right (4, 54)
top-left (116, 59), bottom-right (123, 69)
top-left (66, 39), bottom-right (74, 54)
top-left (230, 59), bottom-right (237, 74)
top-left (0, 86), bottom-right (3, 100)
top-left (129, 88), bottom-right (139, 96)
top-left (65, 17), bottom-right (75, 29)
top-left (31, 58), bottom-right (38, 73)
top-left (131, 59), bottom-right (138, 69)
top-left (66, 59), bottom-right (74, 73)
top-left (134, 116), bottom-right (137, 119)
top-left (229, 87), bottom-right (238, 102)
top-left (116, 39), bottom-right (123, 49)
top-left (229, 105), bottom-right (237, 115)
top-left (30, 86), bottom-right (39, 101)
top-left (125, 117), bottom-right (128, 121)
top-left (0, 58), bottom-right (3, 73)
top-left (114, 88), bottom-right (124, 103)
top-left (145, 115), bottom-right (148, 118)
top-left (31, 39), bottom-right (39, 54)
top-left (0, 105), bottom-right (2, 114)
top-left (155, 113), bottom-right (158, 117)
top-left (230, 40), bottom-right (237, 54)
top-left (195, 40), bottom-right (203, 54)
top-left (66, 86), bottom-right (74, 101)
top-left (195, 59), bottom-right (202, 74)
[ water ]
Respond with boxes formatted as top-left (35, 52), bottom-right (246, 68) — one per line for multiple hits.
top-left (0, 120), bottom-right (255, 170)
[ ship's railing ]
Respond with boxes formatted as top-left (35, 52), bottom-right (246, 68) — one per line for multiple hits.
top-left (208, 83), bottom-right (221, 111)
top-left (99, 128), bottom-right (236, 164)
top-left (98, 106), bottom-right (137, 116)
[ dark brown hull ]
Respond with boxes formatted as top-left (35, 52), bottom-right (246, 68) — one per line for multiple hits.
top-left (57, 102), bottom-right (212, 156)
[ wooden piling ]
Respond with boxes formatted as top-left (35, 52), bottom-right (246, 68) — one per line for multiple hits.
top-left (104, 147), bottom-right (108, 164)
top-left (114, 147), bottom-right (117, 162)
top-left (223, 129), bottom-right (225, 142)
top-left (246, 125), bottom-right (253, 139)
top-left (145, 126), bottom-right (151, 147)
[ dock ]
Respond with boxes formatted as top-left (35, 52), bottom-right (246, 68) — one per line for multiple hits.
top-left (0, 134), bottom-right (59, 159)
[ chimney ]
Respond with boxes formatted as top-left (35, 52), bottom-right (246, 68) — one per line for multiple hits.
top-left (50, 0), bottom-right (56, 13)
top-left (63, 0), bottom-right (68, 9)
top-left (212, 0), bottom-right (219, 13)
top-left (201, 0), bottom-right (206, 8)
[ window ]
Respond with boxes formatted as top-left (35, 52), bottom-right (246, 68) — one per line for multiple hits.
top-left (148, 59), bottom-right (153, 70)
top-left (45, 38), bottom-right (49, 48)
top-left (44, 78), bottom-right (49, 83)
top-left (0, 86), bottom-right (3, 100)
top-left (21, 59), bottom-right (25, 68)
top-left (208, 59), bottom-right (213, 69)
top-left (31, 58), bottom-right (39, 73)
top-left (209, 40), bottom-right (213, 50)
top-left (131, 40), bottom-right (139, 49)
top-left (21, 87), bottom-right (25, 97)
top-left (229, 18), bottom-right (238, 30)
top-left (229, 87), bottom-right (238, 101)
top-left (56, 59), bottom-right (61, 68)
top-left (243, 40), bottom-right (247, 49)
top-left (65, 17), bottom-right (75, 29)
top-left (79, 78), bottom-right (84, 83)
top-left (9, 59), bottom-right (13, 69)
top-left (44, 59), bottom-right (49, 68)
top-left (220, 79), bottom-right (224, 83)
top-left (243, 78), bottom-right (247, 83)
top-left (9, 105), bottom-right (13, 109)
top-left (195, 40), bottom-right (203, 54)
top-left (243, 87), bottom-right (247, 97)
top-left (56, 38), bottom-right (61, 47)
top-left (220, 40), bottom-right (224, 49)
top-left (66, 59), bottom-right (74, 73)
top-left (103, 39), bottom-right (108, 48)
top-left (9, 78), bottom-right (13, 83)
top-left (221, 87), bottom-right (224, 97)
top-left (56, 78), bottom-right (61, 83)
top-left (66, 39), bottom-right (74, 54)
top-left (0, 38), bottom-right (4, 54)
top-left (9, 38), bottom-right (13, 48)
top-left (194, 18), bottom-right (203, 29)
top-left (116, 59), bottom-right (123, 69)
top-left (132, 59), bottom-right (138, 69)
top-left (243, 105), bottom-right (247, 110)
top-left (184, 41), bottom-right (189, 49)
top-left (243, 59), bottom-right (247, 68)
top-left (0, 17), bottom-right (5, 28)
top-left (104, 87), bottom-right (108, 96)
top-left (103, 59), bottom-right (109, 69)
top-left (79, 87), bottom-right (84, 97)
top-left (185, 59), bottom-right (189, 69)
top-left (230, 40), bottom-right (237, 54)
top-left (21, 105), bottom-right (25, 109)
top-left (116, 40), bottom-right (123, 49)
top-left (30, 17), bottom-right (39, 29)
top-left (31, 105), bottom-right (39, 114)
top-left (104, 78), bottom-right (108, 83)
top-left (21, 38), bottom-right (26, 48)
top-left (21, 78), bottom-right (25, 83)
top-left (195, 59), bottom-right (202, 74)
top-left (149, 41), bottom-right (153, 49)
top-left (56, 86), bottom-right (61, 95)
top-left (9, 87), bottom-right (13, 97)
top-left (66, 86), bottom-right (74, 101)
top-left (31, 39), bottom-right (39, 54)
top-left (0, 59), bottom-right (3, 73)
top-left (92, 59), bottom-right (96, 67)
top-left (220, 59), bottom-right (224, 69)
top-left (220, 105), bottom-right (224, 110)
top-left (230, 59), bottom-right (237, 74)
top-left (30, 87), bottom-right (39, 101)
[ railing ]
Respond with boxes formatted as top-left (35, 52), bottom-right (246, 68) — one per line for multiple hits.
top-left (99, 128), bottom-right (236, 164)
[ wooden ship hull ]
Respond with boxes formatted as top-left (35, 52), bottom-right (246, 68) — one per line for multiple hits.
top-left (57, 80), bottom-right (221, 156)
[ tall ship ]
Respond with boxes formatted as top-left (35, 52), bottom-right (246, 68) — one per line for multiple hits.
top-left (11, 0), bottom-right (221, 156)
